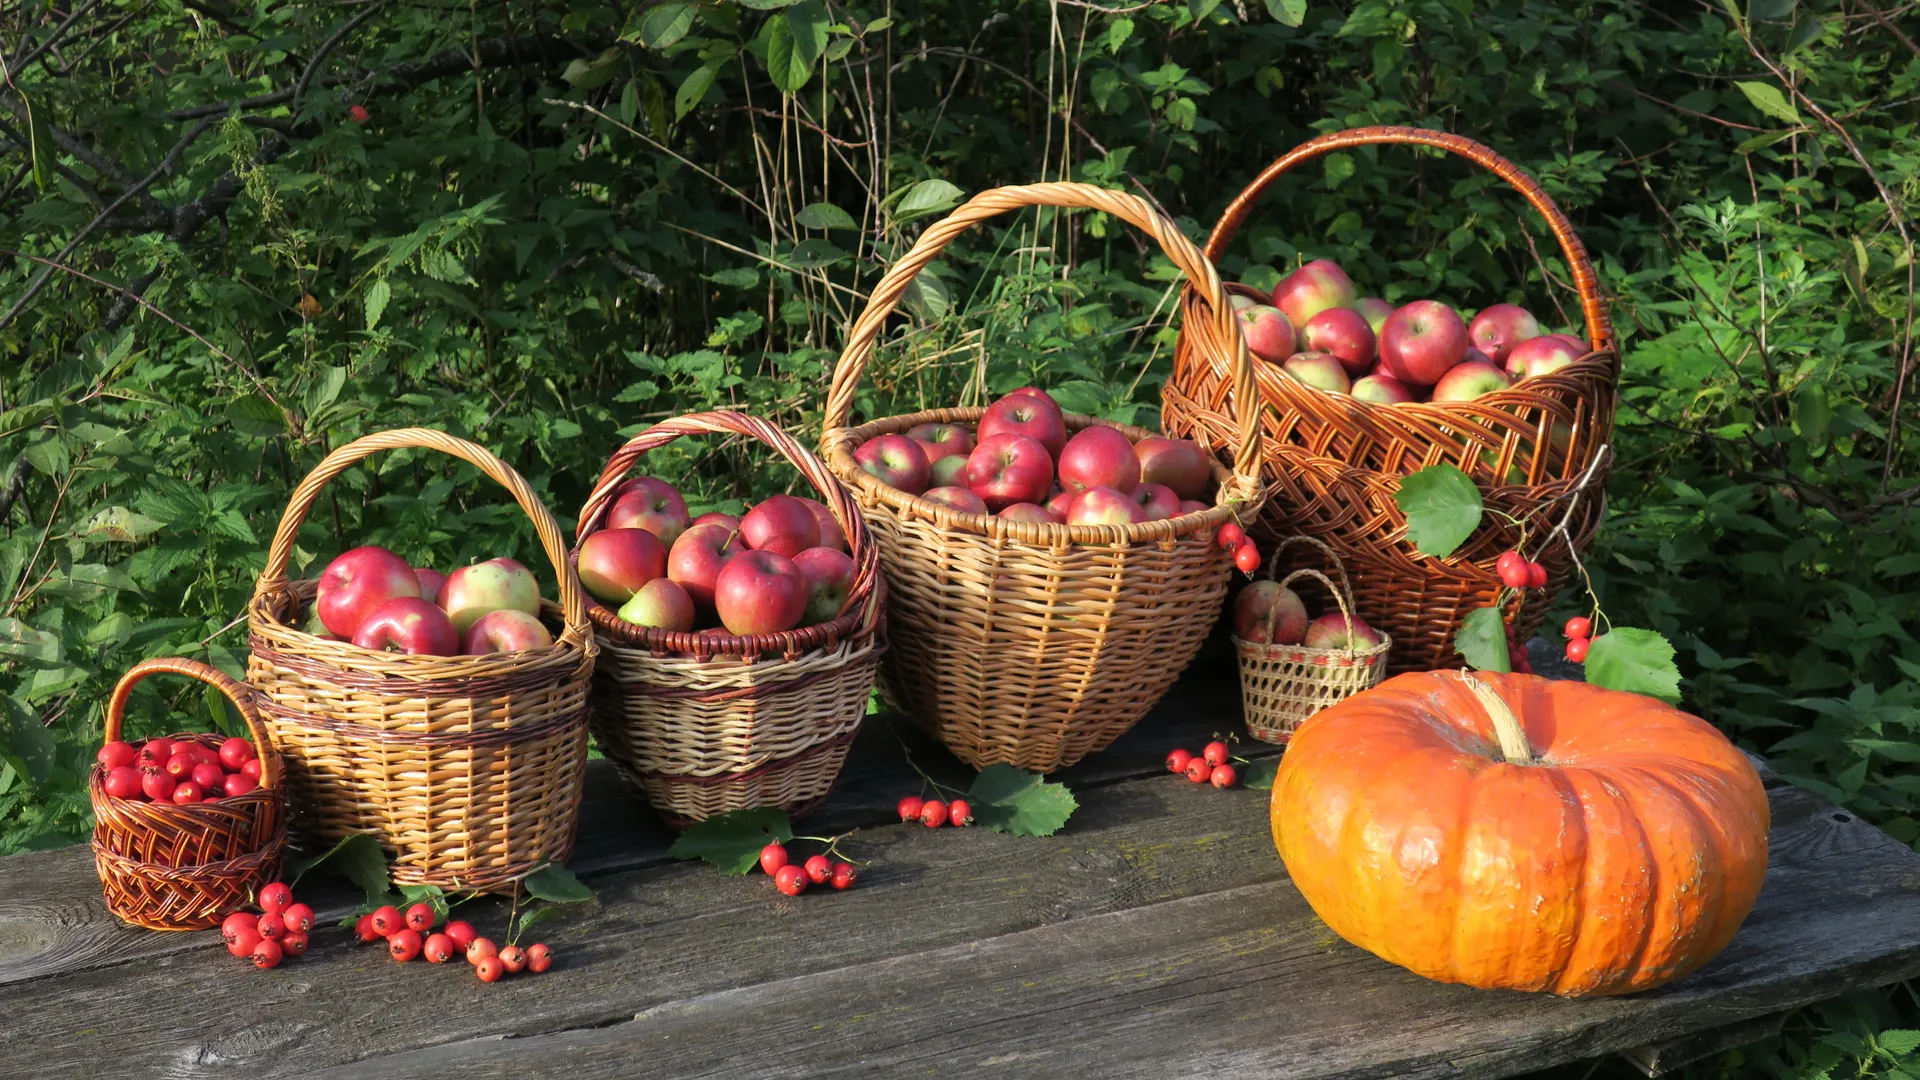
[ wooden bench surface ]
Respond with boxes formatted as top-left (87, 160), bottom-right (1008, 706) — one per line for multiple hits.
top-left (4, 644), bottom-right (1918, 1079)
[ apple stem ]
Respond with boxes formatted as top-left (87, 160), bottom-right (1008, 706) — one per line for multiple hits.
top-left (1461, 671), bottom-right (1534, 765)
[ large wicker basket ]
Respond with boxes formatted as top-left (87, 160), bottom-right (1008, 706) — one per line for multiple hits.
top-left (573, 411), bottom-right (884, 829)
top-left (246, 429), bottom-right (594, 892)
top-left (1163, 126), bottom-right (1618, 671)
top-left (89, 658), bottom-right (287, 930)
top-left (820, 181), bottom-right (1266, 774)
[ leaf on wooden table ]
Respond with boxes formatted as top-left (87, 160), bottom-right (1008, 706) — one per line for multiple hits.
top-left (522, 863), bottom-right (594, 903)
top-left (1240, 757), bottom-right (1279, 791)
top-left (968, 765), bottom-right (1077, 837)
top-left (288, 832), bottom-right (390, 910)
top-left (1585, 627), bottom-right (1682, 703)
top-left (1456, 606), bottom-right (1512, 673)
top-left (1395, 464), bottom-right (1483, 558)
top-left (668, 807), bottom-right (794, 874)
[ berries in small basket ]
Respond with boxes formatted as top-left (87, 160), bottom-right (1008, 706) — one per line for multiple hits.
top-left (97, 735), bottom-right (262, 804)
top-left (309, 546), bottom-right (556, 657)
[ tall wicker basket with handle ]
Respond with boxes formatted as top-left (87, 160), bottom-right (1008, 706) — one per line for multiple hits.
top-left (820, 180), bottom-right (1266, 774)
top-left (1163, 126), bottom-right (1618, 671)
top-left (573, 410), bottom-right (884, 829)
top-left (246, 429), bottom-right (594, 893)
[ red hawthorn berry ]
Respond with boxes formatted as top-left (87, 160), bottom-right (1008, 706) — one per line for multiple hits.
top-left (354, 913), bottom-right (380, 943)
top-left (1233, 541), bottom-right (1261, 574)
top-left (251, 938), bottom-right (284, 970)
top-left (1527, 562), bottom-right (1548, 588)
top-left (1566, 637), bottom-right (1591, 663)
top-left (1497, 552), bottom-right (1531, 588)
top-left (221, 911), bottom-right (257, 947)
top-left (896, 795), bottom-right (924, 823)
top-left (228, 926), bottom-right (263, 959)
top-left (948, 798), bottom-right (973, 827)
top-left (830, 863), bottom-right (857, 890)
top-left (443, 920), bottom-right (478, 951)
top-left (759, 843), bottom-right (790, 875)
top-left (804, 854), bottom-right (833, 885)
top-left (498, 945), bottom-right (528, 974)
top-left (773, 864), bottom-right (808, 896)
top-left (281, 903), bottom-right (315, 934)
top-left (475, 955), bottom-right (506, 983)
top-left (191, 762), bottom-right (224, 791)
top-left (103, 766), bottom-right (142, 800)
top-left (466, 937), bottom-right (498, 965)
top-left (369, 905), bottom-right (403, 937)
top-left (349, 104), bottom-right (370, 123)
top-left (404, 902), bottom-right (436, 933)
top-left (241, 758), bottom-right (262, 781)
top-left (423, 933), bottom-right (455, 964)
top-left (1202, 741), bottom-right (1230, 767)
top-left (920, 799), bottom-right (949, 828)
top-left (525, 943), bottom-right (553, 973)
top-left (1216, 523), bottom-right (1245, 550)
top-left (219, 737), bottom-right (256, 771)
top-left (1166, 748), bottom-right (1194, 774)
top-left (258, 882), bottom-right (293, 916)
top-left (1564, 616), bottom-right (1592, 641)
top-left (281, 931), bottom-right (309, 958)
top-left (98, 741), bottom-right (136, 769)
top-left (1210, 763), bottom-right (1238, 789)
top-left (165, 753), bottom-right (196, 780)
top-left (170, 781), bottom-right (204, 804)
top-left (256, 913), bottom-right (286, 941)
top-left (1184, 757), bottom-right (1213, 784)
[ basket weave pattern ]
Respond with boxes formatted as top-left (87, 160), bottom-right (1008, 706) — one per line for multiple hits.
top-left (574, 411), bottom-right (883, 828)
top-left (89, 658), bottom-right (287, 930)
top-left (821, 182), bottom-right (1267, 773)
top-left (1164, 127), bottom-right (1617, 672)
top-left (246, 429), bottom-right (594, 892)
top-left (1232, 543), bottom-right (1390, 744)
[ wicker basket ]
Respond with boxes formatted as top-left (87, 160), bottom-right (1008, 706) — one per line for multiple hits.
top-left (246, 429), bottom-right (594, 892)
top-left (573, 411), bottom-right (884, 828)
top-left (820, 181), bottom-right (1267, 774)
top-left (1162, 126), bottom-right (1618, 671)
top-left (1233, 538), bottom-right (1390, 745)
top-left (89, 658), bottom-right (287, 931)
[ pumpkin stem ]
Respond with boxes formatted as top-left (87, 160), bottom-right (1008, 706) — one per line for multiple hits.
top-left (1461, 671), bottom-right (1534, 765)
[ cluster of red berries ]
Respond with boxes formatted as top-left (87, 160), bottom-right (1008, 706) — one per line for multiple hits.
top-left (1562, 616), bottom-right (1597, 663)
top-left (757, 843), bottom-right (857, 897)
top-left (896, 794), bottom-right (974, 829)
top-left (1495, 550), bottom-right (1550, 590)
top-left (1166, 741), bottom-right (1238, 788)
top-left (349, 104), bottom-right (370, 123)
top-left (99, 736), bottom-right (263, 805)
top-left (353, 902), bottom-right (552, 983)
top-left (1217, 523), bottom-right (1262, 575)
top-left (220, 882), bottom-right (313, 970)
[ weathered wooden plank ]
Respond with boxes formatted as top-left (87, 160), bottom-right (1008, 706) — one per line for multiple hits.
top-left (305, 785), bottom-right (1920, 1080)
top-left (1619, 1011), bottom-right (1787, 1076)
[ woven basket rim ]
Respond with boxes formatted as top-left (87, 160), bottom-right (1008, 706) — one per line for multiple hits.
top-left (248, 585), bottom-right (596, 681)
top-left (824, 406), bottom-right (1260, 547)
top-left (1232, 632), bottom-right (1394, 665)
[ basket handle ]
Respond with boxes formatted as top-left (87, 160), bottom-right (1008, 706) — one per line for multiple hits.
top-left (105, 658), bottom-right (281, 790)
top-left (1203, 126), bottom-right (1613, 355)
top-left (1272, 567), bottom-right (1366, 657)
top-left (252, 428), bottom-right (588, 646)
top-left (1259, 534), bottom-right (1355, 603)
top-left (822, 181), bottom-right (1263, 484)
top-left (576, 410), bottom-right (882, 639)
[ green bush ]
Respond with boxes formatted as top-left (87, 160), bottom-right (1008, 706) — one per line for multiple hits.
top-left (2, 0), bottom-right (1914, 1073)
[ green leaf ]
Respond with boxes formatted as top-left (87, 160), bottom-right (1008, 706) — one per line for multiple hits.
top-left (737, 0), bottom-right (798, 7)
top-left (288, 832), bottom-right (390, 907)
top-left (667, 807), bottom-right (794, 874)
top-left (1266, 0), bottom-right (1308, 25)
top-left (1323, 151), bottom-right (1355, 189)
top-left (1456, 606), bottom-right (1512, 673)
top-left (75, 506), bottom-right (163, 544)
top-left (765, 13), bottom-right (812, 94)
top-left (513, 905), bottom-right (563, 940)
top-left (1735, 129), bottom-right (1794, 154)
top-left (1735, 80), bottom-right (1802, 126)
top-left (396, 883), bottom-right (449, 922)
top-left (1241, 757), bottom-right (1279, 791)
top-left (892, 178), bottom-right (965, 222)
top-left (522, 863), bottom-right (594, 903)
top-left (1103, 16), bottom-right (1134, 53)
top-left (22, 432), bottom-right (69, 477)
top-left (795, 201), bottom-right (858, 230)
top-left (1394, 464), bottom-right (1483, 558)
top-left (967, 765), bottom-right (1077, 837)
top-left (1793, 381), bottom-right (1831, 446)
top-left (225, 393), bottom-right (286, 439)
top-left (21, 89), bottom-right (54, 194)
top-left (635, 4), bottom-right (696, 49)
top-left (674, 63), bottom-right (718, 120)
top-left (365, 278), bottom-right (390, 330)
top-left (1585, 628), bottom-right (1683, 704)
top-left (1880, 1030), bottom-right (1920, 1057)
top-left (563, 49), bottom-right (625, 90)
top-left (706, 267), bottom-right (760, 288)
top-left (784, 238), bottom-right (848, 269)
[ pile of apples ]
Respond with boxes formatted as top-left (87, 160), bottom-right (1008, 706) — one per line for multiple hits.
top-left (96, 733), bottom-right (264, 805)
top-left (851, 387), bottom-right (1218, 528)
top-left (577, 476), bottom-right (858, 637)
top-left (1235, 259), bottom-right (1588, 403)
top-left (309, 548), bottom-right (552, 656)
top-left (1232, 577), bottom-right (1383, 652)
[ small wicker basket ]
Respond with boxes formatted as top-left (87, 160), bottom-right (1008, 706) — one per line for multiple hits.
top-left (246, 429), bottom-right (594, 893)
top-left (89, 658), bottom-right (287, 931)
top-left (573, 411), bottom-right (884, 828)
top-left (1234, 538), bottom-right (1390, 745)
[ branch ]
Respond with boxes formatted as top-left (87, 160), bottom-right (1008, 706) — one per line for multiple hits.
top-left (2, 247), bottom-right (245, 366)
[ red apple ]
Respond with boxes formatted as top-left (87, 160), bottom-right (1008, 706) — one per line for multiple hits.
top-left (1003, 386), bottom-right (1061, 412)
top-left (1229, 293), bottom-right (1260, 311)
top-left (997, 502), bottom-right (1058, 524)
top-left (1236, 305), bottom-right (1297, 364)
top-left (352, 596), bottom-right (458, 656)
top-left (1505, 334), bottom-right (1584, 379)
top-left (1431, 361), bottom-right (1513, 402)
top-left (439, 558), bottom-right (541, 633)
top-left (796, 498), bottom-right (847, 554)
top-left (1280, 352), bottom-right (1351, 394)
top-left (1551, 333), bottom-right (1589, 353)
top-left (852, 434), bottom-right (931, 495)
top-left (316, 546), bottom-right (421, 639)
top-left (792, 547), bottom-right (856, 626)
top-left (607, 477), bottom-right (691, 547)
top-left (1232, 581), bottom-right (1309, 645)
top-left (713, 550), bottom-right (809, 636)
top-left (1045, 489), bottom-right (1079, 520)
top-left (927, 455), bottom-right (968, 488)
top-left (616, 577), bottom-right (696, 632)
top-left (1056, 426), bottom-right (1140, 494)
top-left (1132, 436), bottom-right (1211, 500)
top-left (413, 568), bottom-right (447, 603)
top-left (1065, 485), bottom-right (1146, 527)
top-left (1467, 303), bottom-right (1543, 364)
top-left (977, 392), bottom-right (1067, 461)
top-left (1352, 372), bottom-right (1416, 404)
top-left (461, 609), bottom-right (553, 654)
top-left (1353, 296), bottom-right (1395, 336)
top-left (964, 433), bottom-right (1054, 511)
top-left (1130, 483), bottom-right (1181, 522)
top-left (922, 486), bottom-right (989, 515)
top-left (740, 494), bottom-right (820, 558)
top-left (905, 422), bottom-right (974, 463)
top-left (1300, 307), bottom-right (1376, 376)
top-left (1271, 259), bottom-right (1356, 330)
top-left (666, 522), bottom-right (747, 613)
top-left (1177, 499), bottom-right (1209, 516)
top-left (1303, 611), bottom-right (1383, 650)
top-left (1378, 300), bottom-right (1470, 387)
top-left (577, 528), bottom-right (667, 605)
top-left (691, 512), bottom-right (741, 531)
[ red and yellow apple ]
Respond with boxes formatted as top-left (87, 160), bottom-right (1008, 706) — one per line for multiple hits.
top-left (1133, 436), bottom-right (1211, 500)
top-left (461, 609), bottom-right (553, 654)
top-left (965, 433), bottom-right (1054, 511)
top-left (1353, 296), bottom-right (1395, 336)
top-left (977, 391), bottom-right (1067, 460)
top-left (616, 577), bottom-right (696, 632)
top-left (740, 494), bottom-right (820, 558)
top-left (1352, 372), bottom-right (1415, 404)
top-left (1272, 259), bottom-right (1356, 330)
top-left (713, 550), bottom-right (809, 636)
top-left (1505, 335), bottom-right (1584, 380)
top-left (1300, 307), bottom-right (1376, 376)
top-left (1237, 305), bottom-right (1297, 364)
top-left (577, 528), bottom-right (667, 605)
top-left (439, 558), bottom-right (541, 633)
top-left (927, 455), bottom-right (968, 488)
top-left (853, 434), bottom-right (932, 495)
top-left (1232, 581), bottom-right (1308, 645)
top-left (1431, 360), bottom-right (1513, 402)
top-left (666, 522), bottom-right (746, 612)
top-left (1302, 612), bottom-right (1382, 650)
top-left (1130, 483), bottom-right (1181, 522)
top-left (1281, 352), bottom-right (1352, 394)
top-left (1378, 300), bottom-right (1470, 387)
top-left (922, 486), bottom-right (990, 515)
top-left (792, 547), bottom-right (856, 626)
top-left (998, 502), bottom-right (1058, 524)
top-left (1057, 425), bottom-right (1139, 494)
top-left (1466, 303), bottom-right (1542, 364)
top-left (316, 546), bottom-right (421, 639)
top-left (906, 422), bottom-right (974, 463)
top-left (352, 596), bottom-right (458, 656)
top-left (1065, 485), bottom-right (1145, 527)
top-left (607, 477), bottom-right (691, 547)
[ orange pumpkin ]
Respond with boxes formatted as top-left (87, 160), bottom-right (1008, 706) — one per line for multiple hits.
top-left (1271, 670), bottom-right (1770, 996)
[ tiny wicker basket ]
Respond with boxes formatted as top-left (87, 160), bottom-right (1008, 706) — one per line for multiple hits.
top-left (573, 411), bottom-right (884, 829)
top-left (89, 658), bottom-right (287, 931)
top-left (246, 429), bottom-right (594, 893)
top-left (1233, 539), bottom-right (1390, 745)
top-left (820, 181), bottom-right (1267, 774)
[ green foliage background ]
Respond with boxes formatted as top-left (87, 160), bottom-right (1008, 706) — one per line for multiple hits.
top-left (2, 0), bottom-right (1916, 1073)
